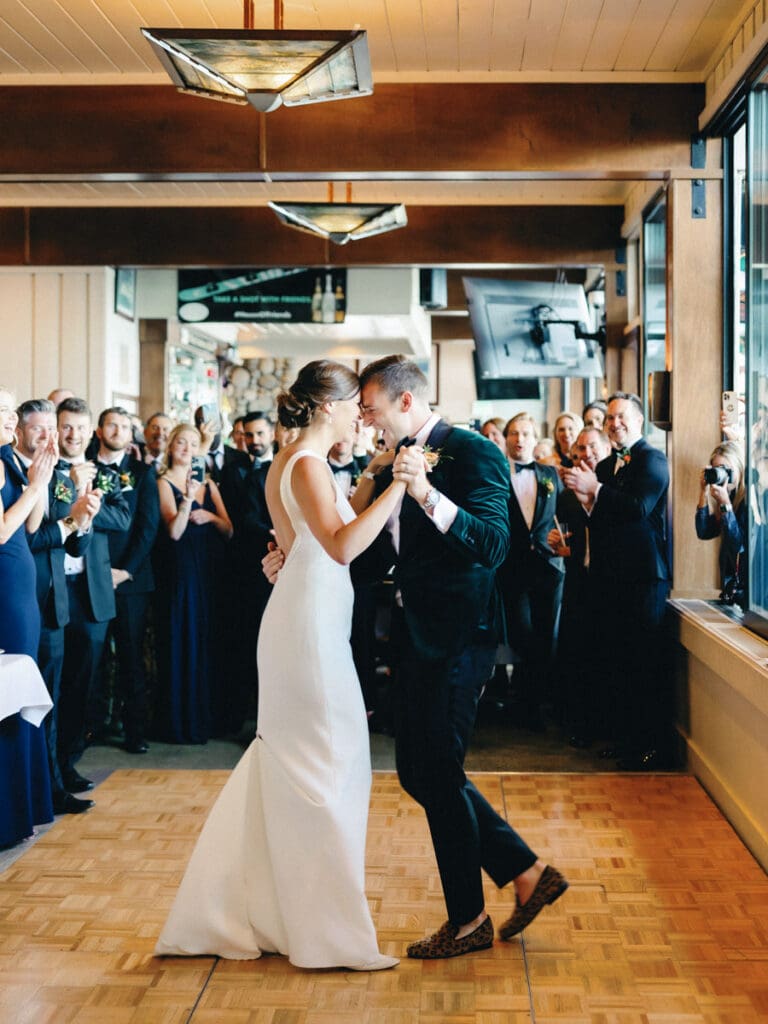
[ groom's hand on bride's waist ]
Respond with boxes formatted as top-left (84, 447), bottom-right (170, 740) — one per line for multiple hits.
top-left (262, 540), bottom-right (285, 585)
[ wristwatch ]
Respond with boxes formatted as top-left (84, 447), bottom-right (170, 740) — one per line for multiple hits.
top-left (422, 487), bottom-right (440, 512)
top-left (62, 516), bottom-right (76, 532)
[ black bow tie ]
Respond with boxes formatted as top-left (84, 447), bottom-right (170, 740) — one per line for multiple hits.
top-left (56, 459), bottom-right (71, 472)
top-left (96, 461), bottom-right (119, 472)
top-left (396, 436), bottom-right (417, 454)
top-left (513, 461), bottom-right (536, 473)
top-left (329, 461), bottom-right (356, 474)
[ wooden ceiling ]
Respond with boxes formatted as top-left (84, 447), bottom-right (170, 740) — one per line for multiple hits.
top-left (0, 0), bottom-right (745, 84)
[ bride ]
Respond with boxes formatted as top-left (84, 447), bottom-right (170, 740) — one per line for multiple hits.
top-left (155, 360), bottom-right (405, 970)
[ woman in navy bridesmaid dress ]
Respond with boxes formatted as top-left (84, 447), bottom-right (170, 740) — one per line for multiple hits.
top-left (154, 424), bottom-right (232, 743)
top-left (0, 387), bottom-right (55, 848)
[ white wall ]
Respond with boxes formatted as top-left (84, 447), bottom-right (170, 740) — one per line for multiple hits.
top-left (0, 267), bottom-right (139, 413)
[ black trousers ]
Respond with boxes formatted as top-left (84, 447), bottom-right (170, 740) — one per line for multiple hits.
top-left (394, 637), bottom-right (537, 925)
top-left (58, 576), bottom-right (110, 771)
top-left (109, 590), bottom-right (150, 744)
top-left (37, 624), bottom-right (67, 795)
top-left (503, 570), bottom-right (564, 714)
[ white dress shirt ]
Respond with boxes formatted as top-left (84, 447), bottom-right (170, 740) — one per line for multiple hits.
top-left (510, 462), bottom-right (537, 530)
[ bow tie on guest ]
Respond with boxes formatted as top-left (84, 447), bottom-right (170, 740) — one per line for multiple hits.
top-left (513, 461), bottom-right (537, 473)
top-left (329, 461), bottom-right (356, 475)
top-left (95, 461), bottom-right (119, 472)
top-left (55, 459), bottom-right (71, 472)
top-left (395, 436), bottom-right (417, 454)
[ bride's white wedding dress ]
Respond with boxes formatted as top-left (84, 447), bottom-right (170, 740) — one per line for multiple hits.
top-left (155, 450), bottom-right (397, 970)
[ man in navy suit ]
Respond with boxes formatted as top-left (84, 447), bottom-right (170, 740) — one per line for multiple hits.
top-left (89, 406), bottom-right (160, 754)
top-left (17, 399), bottom-right (99, 815)
top-left (54, 398), bottom-right (130, 792)
top-left (497, 412), bottom-right (564, 730)
top-left (561, 392), bottom-right (672, 768)
top-left (356, 356), bottom-right (568, 959)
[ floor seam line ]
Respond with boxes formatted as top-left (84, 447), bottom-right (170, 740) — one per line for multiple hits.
top-left (186, 955), bottom-right (219, 1023)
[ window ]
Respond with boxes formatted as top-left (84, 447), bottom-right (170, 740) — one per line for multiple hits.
top-left (642, 195), bottom-right (668, 451)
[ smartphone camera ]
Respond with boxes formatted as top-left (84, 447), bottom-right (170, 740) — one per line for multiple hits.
top-left (190, 455), bottom-right (206, 484)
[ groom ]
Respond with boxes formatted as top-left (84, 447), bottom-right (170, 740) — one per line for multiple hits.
top-left (353, 355), bottom-right (567, 958)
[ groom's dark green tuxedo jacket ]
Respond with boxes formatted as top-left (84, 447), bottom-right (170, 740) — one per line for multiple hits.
top-left (354, 419), bottom-right (511, 660)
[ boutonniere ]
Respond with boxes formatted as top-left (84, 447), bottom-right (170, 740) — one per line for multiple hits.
top-left (53, 478), bottom-right (73, 504)
top-left (538, 476), bottom-right (555, 497)
top-left (118, 469), bottom-right (135, 489)
top-left (422, 445), bottom-right (451, 472)
top-left (95, 469), bottom-right (115, 493)
top-left (616, 446), bottom-right (632, 468)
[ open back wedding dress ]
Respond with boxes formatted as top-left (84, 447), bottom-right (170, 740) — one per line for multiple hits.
top-left (155, 450), bottom-right (397, 970)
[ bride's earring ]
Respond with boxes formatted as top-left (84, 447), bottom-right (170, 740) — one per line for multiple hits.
top-left (326, 412), bottom-right (333, 425)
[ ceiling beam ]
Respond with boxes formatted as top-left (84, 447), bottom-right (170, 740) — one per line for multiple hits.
top-left (0, 83), bottom-right (706, 180)
top-left (0, 205), bottom-right (623, 267)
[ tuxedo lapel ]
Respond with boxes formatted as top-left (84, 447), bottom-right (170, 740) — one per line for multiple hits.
top-left (532, 464), bottom-right (547, 525)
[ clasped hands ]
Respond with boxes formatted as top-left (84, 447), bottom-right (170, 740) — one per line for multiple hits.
top-left (391, 445), bottom-right (432, 504)
top-left (560, 460), bottom-right (599, 508)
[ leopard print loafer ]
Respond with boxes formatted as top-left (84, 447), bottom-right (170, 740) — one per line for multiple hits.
top-left (406, 915), bottom-right (494, 959)
top-left (499, 864), bottom-right (568, 940)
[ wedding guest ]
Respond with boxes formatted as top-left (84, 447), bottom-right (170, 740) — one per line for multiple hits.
top-left (0, 385), bottom-right (55, 847)
top-left (552, 412), bottom-right (583, 468)
top-left (218, 412), bottom-right (274, 732)
top-left (533, 437), bottom-right (558, 465)
top-left (546, 426), bottom-right (611, 745)
top-left (48, 387), bottom-right (74, 409)
top-left (695, 440), bottom-right (747, 607)
top-left (143, 412), bottom-right (172, 470)
top-left (498, 412), bottom-right (564, 731)
top-left (55, 398), bottom-right (131, 793)
top-left (92, 406), bottom-right (160, 754)
top-left (195, 405), bottom-right (225, 483)
top-left (229, 415), bottom-right (248, 454)
top-left (561, 392), bottom-right (672, 769)
top-left (582, 400), bottom-right (607, 431)
top-left (17, 399), bottom-right (97, 815)
top-left (480, 417), bottom-right (506, 455)
top-left (154, 424), bottom-right (232, 743)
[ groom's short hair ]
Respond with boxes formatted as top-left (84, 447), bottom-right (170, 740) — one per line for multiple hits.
top-left (359, 355), bottom-right (429, 401)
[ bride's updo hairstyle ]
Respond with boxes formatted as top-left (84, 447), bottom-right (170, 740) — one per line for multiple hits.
top-left (276, 360), bottom-right (359, 429)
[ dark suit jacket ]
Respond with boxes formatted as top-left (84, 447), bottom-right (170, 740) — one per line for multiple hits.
top-left (27, 470), bottom-right (93, 630)
top-left (358, 420), bottom-right (510, 660)
top-left (589, 437), bottom-right (671, 583)
top-left (102, 454), bottom-right (160, 595)
top-left (82, 465), bottom-right (131, 622)
top-left (498, 462), bottom-right (564, 595)
top-left (220, 455), bottom-right (273, 600)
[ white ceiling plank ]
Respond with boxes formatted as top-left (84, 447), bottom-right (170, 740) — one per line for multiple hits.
top-left (614, 0), bottom-right (674, 71)
top-left (58, 0), bottom-right (154, 70)
top-left (489, 0), bottom-right (534, 71)
top-left (383, 0), bottom-right (427, 72)
top-left (163, 0), bottom-right (221, 27)
top-left (421, 0), bottom-right (458, 71)
top-left (675, 0), bottom-right (742, 71)
top-left (583, 0), bottom-right (643, 71)
top-left (0, 0), bottom-right (98, 72)
top-left (457, 0), bottom-right (493, 72)
top-left (0, 25), bottom-right (59, 73)
top-left (552, 0), bottom-right (605, 71)
top-left (520, 0), bottom-right (568, 70)
top-left (645, 0), bottom-right (714, 69)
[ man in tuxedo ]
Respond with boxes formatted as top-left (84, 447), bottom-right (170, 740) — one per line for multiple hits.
top-left (218, 411), bottom-right (274, 731)
top-left (498, 412), bottom-right (564, 730)
top-left (91, 406), bottom-right (160, 754)
top-left (561, 392), bottom-right (672, 768)
top-left (16, 399), bottom-right (98, 815)
top-left (328, 431), bottom-right (368, 499)
top-left (356, 355), bottom-right (568, 959)
top-left (55, 397), bottom-right (130, 792)
top-left (143, 412), bottom-right (171, 472)
top-left (194, 405), bottom-right (225, 482)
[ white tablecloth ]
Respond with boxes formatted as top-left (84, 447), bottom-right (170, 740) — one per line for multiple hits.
top-left (0, 653), bottom-right (52, 727)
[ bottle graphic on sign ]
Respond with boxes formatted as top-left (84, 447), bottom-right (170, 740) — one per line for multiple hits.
top-left (321, 274), bottom-right (335, 324)
top-left (335, 281), bottom-right (345, 323)
top-left (311, 277), bottom-right (323, 323)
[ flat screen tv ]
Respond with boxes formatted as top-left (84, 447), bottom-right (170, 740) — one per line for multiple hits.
top-left (463, 277), bottom-right (603, 380)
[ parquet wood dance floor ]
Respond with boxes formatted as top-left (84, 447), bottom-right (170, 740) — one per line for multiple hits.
top-left (1, 769), bottom-right (767, 1023)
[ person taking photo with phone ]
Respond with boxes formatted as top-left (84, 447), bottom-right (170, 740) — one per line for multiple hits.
top-left (695, 440), bottom-right (747, 608)
top-left (154, 424), bottom-right (232, 743)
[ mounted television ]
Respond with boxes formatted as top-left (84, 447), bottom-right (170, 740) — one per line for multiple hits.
top-left (463, 277), bottom-right (604, 380)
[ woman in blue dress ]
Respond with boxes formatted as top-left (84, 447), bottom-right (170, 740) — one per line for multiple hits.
top-left (0, 386), bottom-right (55, 848)
top-left (154, 424), bottom-right (232, 743)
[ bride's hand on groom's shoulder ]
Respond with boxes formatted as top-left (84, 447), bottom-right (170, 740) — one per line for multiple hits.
top-left (262, 539), bottom-right (285, 585)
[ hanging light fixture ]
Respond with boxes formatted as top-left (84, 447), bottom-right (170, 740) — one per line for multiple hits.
top-left (142, 2), bottom-right (372, 113)
top-left (268, 201), bottom-right (407, 245)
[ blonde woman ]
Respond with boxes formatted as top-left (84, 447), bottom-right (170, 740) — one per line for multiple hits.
top-left (154, 424), bottom-right (232, 743)
top-left (695, 441), bottom-right (747, 606)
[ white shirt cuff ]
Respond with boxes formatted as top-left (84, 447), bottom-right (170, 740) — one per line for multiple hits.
top-left (426, 493), bottom-right (458, 533)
